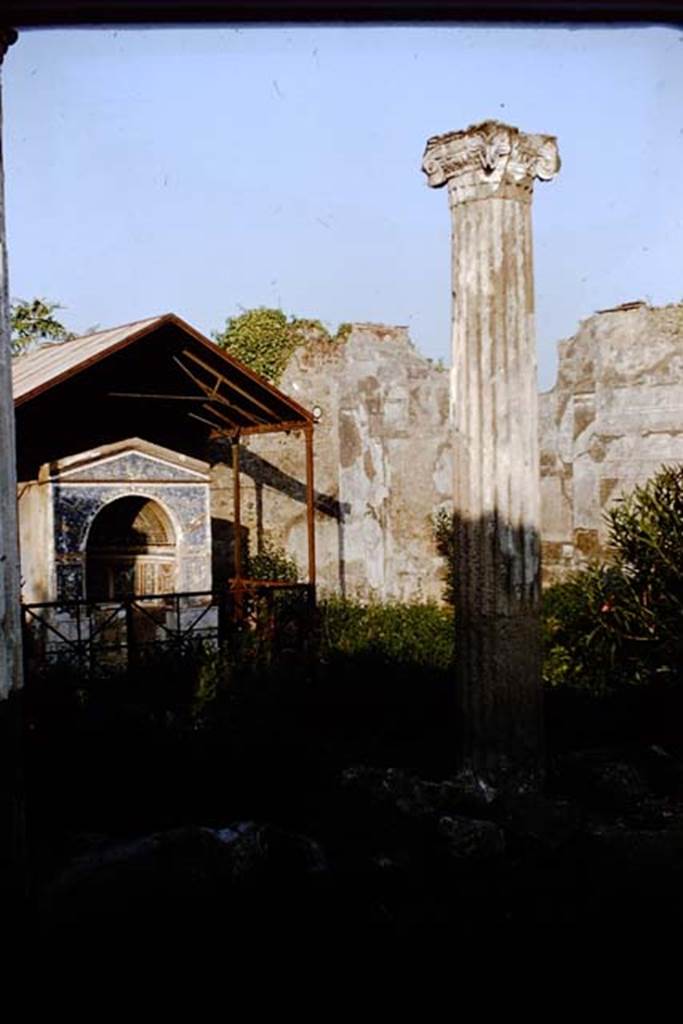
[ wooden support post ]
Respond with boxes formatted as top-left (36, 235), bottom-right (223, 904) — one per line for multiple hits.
top-left (232, 438), bottom-right (242, 579)
top-left (305, 424), bottom-right (316, 590)
top-left (232, 438), bottom-right (244, 619)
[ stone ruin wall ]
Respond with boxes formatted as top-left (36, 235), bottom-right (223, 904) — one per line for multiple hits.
top-left (215, 302), bottom-right (683, 601)
top-left (539, 301), bottom-right (683, 584)
top-left (216, 324), bottom-right (453, 602)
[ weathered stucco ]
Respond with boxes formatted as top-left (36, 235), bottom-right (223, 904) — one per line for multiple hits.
top-left (16, 303), bottom-right (683, 609)
top-left (225, 299), bottom-right (683, 604)
top-left (216, 324), bottom-right (453, 601)
top-left (540, 301), bottom-right (683, 583)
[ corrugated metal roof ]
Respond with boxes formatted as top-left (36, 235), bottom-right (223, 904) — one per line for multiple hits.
top-left (12, 315), bottom-right (166, 403)
top-left (11, 312), bottom-right (315, 435)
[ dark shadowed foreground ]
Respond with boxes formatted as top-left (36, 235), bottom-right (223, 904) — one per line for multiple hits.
top-left (14, 628), bottom-right (683, 954)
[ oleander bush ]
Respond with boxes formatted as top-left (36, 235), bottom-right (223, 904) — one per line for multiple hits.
top-left (432, 467), bottom-right (683, 693)
top-left (541, 564), bottom-right (645, 692)
top-left (543, 465), bottom-right (683, 692)
top-left (607, 464), bottom-right (683, 671)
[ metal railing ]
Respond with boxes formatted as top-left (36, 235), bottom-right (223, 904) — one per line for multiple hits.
top-left (22, 580), bottom-right (315, 675)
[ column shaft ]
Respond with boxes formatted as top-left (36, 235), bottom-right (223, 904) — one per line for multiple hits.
top-left (451, 194), bottom-right (541, 779)
top-left (423, 120), bottom-right (560, 785)
top-left (0, 25), bottom-right (26, 915)
top-left (0, 31), bottom-right (22, 700)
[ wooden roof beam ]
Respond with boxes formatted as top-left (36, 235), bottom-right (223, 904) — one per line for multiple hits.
top-left (173, 354), bottom-right (267, 424)
top-left (181, 348), bottom-right (301, 424)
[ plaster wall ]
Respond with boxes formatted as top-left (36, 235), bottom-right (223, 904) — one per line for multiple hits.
top-left (20, 307), bottom-right (683, 608)
top-left (224, 324), bottom-right (452, 601)
top-left (230, 305), bottom-right (683, 600)
top-left (539, 302), bottom-right (683, 583)
top-left (17, 478), bottom-right (52, 604)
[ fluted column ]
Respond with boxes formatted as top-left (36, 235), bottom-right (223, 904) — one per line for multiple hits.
top-left (423, 121), bottom-right (560, 785)
top-left (0, 26), bottom-right (25, 908)
top-left (0, 27), bottom-right (20, 703)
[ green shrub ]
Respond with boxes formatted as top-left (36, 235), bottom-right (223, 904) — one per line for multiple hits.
top-left (247, 539), bottom-right (299, 582)
top-left (432, 508), bottom-right (456, 607)
top-left (319, 596), bottom-right (454, 672)
top-left (606, 464), bottom-right (683, 671)
top-left (541, 564), bottom-right (648, 692)
top-left (543, 464), bottom-right (683, 693)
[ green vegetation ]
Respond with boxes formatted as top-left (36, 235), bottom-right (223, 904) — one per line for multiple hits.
top-left (10, 297), bottom-right (73, 356)
top-left (212, 306), bottom-right (352, 385)
top-left (432, 467), bottom-right (683, 694)
top-left (543, 464), bottom-right (683, 692)
top-left (432, 507), bottom-right (457, 607)
top-left (608, 464), bottom-right (683, 668)
top-left (541, 563), bottom-right (640, 692)
top-left (28, 463), bottom-right (683, 743)
top-left (27, 595), bottom-right (455, 726)
top-left (247, 539), bottom-right (299, 582)
top-left (319, 596), bottom-right (454, 672)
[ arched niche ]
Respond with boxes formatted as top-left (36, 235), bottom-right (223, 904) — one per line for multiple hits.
top-left (86, 496), bottom-right (176, 600)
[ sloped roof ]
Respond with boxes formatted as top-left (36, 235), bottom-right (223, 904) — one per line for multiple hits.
top-left (12, 316), bottom-right (163, 403)
top-left (12, 312), bottom-right (314, 435)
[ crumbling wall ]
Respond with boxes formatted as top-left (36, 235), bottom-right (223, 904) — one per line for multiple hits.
top-left (234, 324), bottom-right (452, 602)
top-left (540, 302), bottom-right (683, 583)
top-left (224, 302), bottom-right (683, 602)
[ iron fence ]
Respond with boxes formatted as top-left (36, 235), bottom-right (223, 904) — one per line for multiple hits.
top-left (22, 581), bottom-right (315, 676)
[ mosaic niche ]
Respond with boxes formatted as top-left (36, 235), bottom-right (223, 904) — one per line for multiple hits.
top-left (49, 442), bottom-right (212, 601)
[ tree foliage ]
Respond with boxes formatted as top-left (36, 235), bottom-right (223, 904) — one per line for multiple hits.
top-left (212, 306), bottom-right (352, 385)
top-left (10, 297), bottom-right (73, 356)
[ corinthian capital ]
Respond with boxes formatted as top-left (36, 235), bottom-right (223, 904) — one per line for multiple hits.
top-left (0, 27), bottom-right (17, 64)
top-left (422, 120), bottom-right (560, 204)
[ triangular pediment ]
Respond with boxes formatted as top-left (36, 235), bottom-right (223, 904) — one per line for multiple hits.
top-left (45, 438), bottom-right (210, 484)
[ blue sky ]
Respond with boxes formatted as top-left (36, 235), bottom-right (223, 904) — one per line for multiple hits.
top-left (3, 24), bottom-right (683, 390)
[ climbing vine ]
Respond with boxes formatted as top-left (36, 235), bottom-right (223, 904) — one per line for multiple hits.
top-left (212, 307), bottom-right (352, 385)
